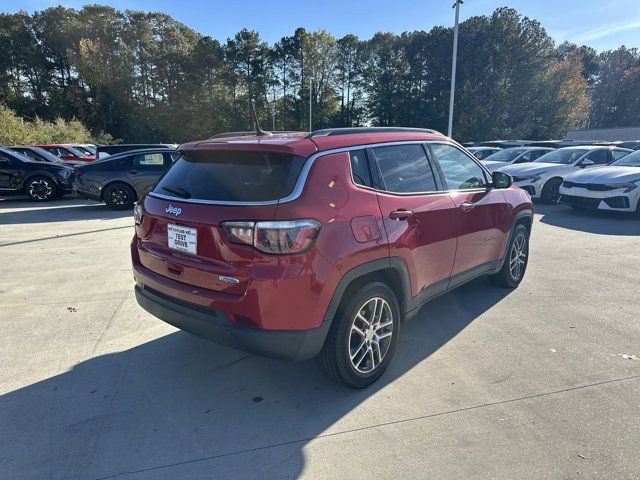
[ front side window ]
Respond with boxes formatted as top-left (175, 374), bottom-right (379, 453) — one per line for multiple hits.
top-left (584, 149), bottom-right (609, 165)
top-left (371, 144), bottom-right (437, 193)
top-left (430, 143), bottom-right (488, 190)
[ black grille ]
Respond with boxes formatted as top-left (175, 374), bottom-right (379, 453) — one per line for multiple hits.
top-left (603, 196), bottom-right (630, 208)
top-left (143, 285), bottom-right (222, 318)
top-left (560, 195), bottom-right (600, 207)
top-left (560, 195), bottom-right (629, 209)
top-left (562, 181), bottom-right (617, 191)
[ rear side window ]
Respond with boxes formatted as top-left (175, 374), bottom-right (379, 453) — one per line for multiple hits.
top-left (133, 153), bottom-right (164, 168)
top-left (371, 144), bottom-right (437, 193)
top-left (154, 151), bottom-right (306, 202)
top-left (611, 149), bottom-right (630, 161)
top-left (430, 143), bottom-right (488, 190)
top-left (350, 150), bottom-right (372, 187)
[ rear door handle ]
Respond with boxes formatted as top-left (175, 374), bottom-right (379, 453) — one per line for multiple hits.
top-left (129, 169), bottom-right (138, 174)
top-left (389, 209), bottom-right (414, 220)
top-left (459, 202), bottom-right (475, 212)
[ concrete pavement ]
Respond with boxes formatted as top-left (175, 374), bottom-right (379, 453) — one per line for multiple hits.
top-left (1, 196), bottom-right (639, 479)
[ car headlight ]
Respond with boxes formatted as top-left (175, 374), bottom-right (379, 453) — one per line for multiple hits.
top-left (133, 203), bottom-right (144, 225)
top-left (623, 180), bottom-right (639, 193)
top-left (518, 173), bottom-right (544, 182)
top-left (595, 181), bottom-right (638, 192)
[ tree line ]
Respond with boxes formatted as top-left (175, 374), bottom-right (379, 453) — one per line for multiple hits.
top-left (1, 5), bottom-right (638, 143)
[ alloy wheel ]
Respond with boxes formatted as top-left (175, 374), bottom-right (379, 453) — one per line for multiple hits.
top-left (109, 187), bottom-right (130, 206)
top-left (348, 297), bottom-right (394, 374)
top-left (509, 233), bottom-right (528, 281)
top-left (28, 179), bottom-right (53, 200)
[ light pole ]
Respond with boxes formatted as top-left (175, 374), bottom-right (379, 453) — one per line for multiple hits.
top-left (448, 0), bottom-right (463, 138)
top-left (309, 77), bottom-right (313, 132)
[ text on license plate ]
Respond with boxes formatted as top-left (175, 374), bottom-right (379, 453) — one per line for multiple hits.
top-left (168, 224), bottom-right (197, 254)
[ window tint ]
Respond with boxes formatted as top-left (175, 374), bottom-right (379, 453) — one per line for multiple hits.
top-left (153, 151), bottom-right (306, 202)
top-left (585, 149), bottom-right (609, 165)
top-left (349, 150), bottom-right (372, 187)
top-left (0, 152), bottom-right (12, 163)
top-left (430, 143), bottom-right (488, 190)
top-left (371, 144), bottom-right (437, 193)
top-left (133, 153), bottom-right (165, 168)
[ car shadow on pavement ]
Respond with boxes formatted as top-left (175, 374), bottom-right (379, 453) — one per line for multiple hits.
top-left (0, 199), bottom-right (132, 224)
top-left (536, 203), bottom-right (640, 235)
top-left (0, 277), bottom-right (513, 480)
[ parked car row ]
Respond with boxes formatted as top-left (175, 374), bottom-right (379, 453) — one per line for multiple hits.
top-left (75, 149), bottom-right (179, 209)
top-left (0, 147), bottom-right (75, 201)
top-left (0, 143), bottom-right (177, 204)
top-left (559, 149), bottom-right (640, 213)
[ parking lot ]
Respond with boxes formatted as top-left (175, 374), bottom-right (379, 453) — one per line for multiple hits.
top-left (1, 195), bottom-right (639, 479)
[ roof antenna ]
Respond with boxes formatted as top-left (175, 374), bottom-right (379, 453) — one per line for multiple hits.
top-left (251, 99), bottom-right (272, 137)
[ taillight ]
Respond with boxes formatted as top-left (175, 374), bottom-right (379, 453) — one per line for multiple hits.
top-left (221, 220), bottom-right (320, 255)
top-left (133, 203), bottom-right (144, 225)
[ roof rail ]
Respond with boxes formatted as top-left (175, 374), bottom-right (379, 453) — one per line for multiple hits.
top-left (209, 130), bottom-right (300, 139)
top-left (306, 127), bottom-right (442, 138)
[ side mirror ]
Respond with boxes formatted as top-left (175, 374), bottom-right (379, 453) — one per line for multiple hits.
top-left (492, 171), bottom-right (513, 189)
top-left (580, 159), bottom-right (594, 168)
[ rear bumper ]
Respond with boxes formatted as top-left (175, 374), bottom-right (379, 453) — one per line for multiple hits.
top-left (134, 283), bottom-right (331, 361)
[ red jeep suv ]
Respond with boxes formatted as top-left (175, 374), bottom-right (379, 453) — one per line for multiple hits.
top-left (131, 128), bottom-right (532, 388)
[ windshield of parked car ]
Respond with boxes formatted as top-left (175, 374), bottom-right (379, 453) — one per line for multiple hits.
top-left (64, 146), bottom-right (88, 157)
top-left (610, 150), bottom-right (640, 167)
top-left (533, 149), bottom-right (589, 164)
top-left (484, 148), bottom-right (527, 162)
top-left (73, 145), bottom-right (94, 155)
top-left (19, 147), bottom-right (61, 162)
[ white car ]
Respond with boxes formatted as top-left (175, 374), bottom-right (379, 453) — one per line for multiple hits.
top-left (560, 149), bottom-right (640, 214)
top-left (497, 146), bottom-right (632, 203)
top-left (481, 147), bottom-right (553, 172)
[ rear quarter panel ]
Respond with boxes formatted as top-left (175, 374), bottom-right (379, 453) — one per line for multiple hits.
top-left (269, 151), bottom-right (390, 329)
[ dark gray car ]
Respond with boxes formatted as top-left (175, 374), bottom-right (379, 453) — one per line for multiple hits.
top-left (73, 148), bottom-right (178, 210)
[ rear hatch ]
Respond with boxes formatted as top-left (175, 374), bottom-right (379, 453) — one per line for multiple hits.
top-left (136, 149), bottom-right (308, 295)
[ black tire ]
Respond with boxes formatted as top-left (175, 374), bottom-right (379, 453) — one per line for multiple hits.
top-left (103, 182), bottom-right (136, 210)
top-left (490, 224), bottom-right (530, 288)
top-left (25, 175), bottom-right (57, 202)
top-left (540, 178), bottom-right (563, 204)
top-left (317, 282), bottom-right (400, 389)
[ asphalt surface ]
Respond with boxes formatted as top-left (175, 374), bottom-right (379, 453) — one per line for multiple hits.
top-left (1, 195), bottom-right (639, 480)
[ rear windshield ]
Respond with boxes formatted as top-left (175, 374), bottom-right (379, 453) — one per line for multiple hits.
top-left (153, 150), bottom-right (306, 202)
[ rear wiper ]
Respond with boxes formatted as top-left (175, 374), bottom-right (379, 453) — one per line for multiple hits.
top-left (162, 185), bottom-right (191, 198)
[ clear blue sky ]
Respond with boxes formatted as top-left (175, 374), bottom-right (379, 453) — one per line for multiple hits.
top-left (5, 0), bottom-right (640, 51)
